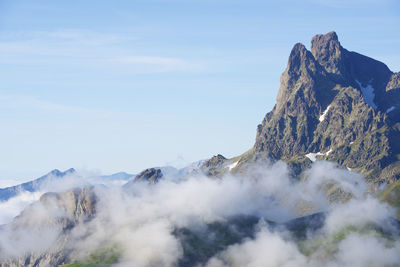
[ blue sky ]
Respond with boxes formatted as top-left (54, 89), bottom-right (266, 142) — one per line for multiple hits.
top-left (0, 0), bottom-right (399, 181)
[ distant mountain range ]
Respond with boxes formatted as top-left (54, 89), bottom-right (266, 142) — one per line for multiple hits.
top-left (0, 168), bottom-right (76, 202)
top-left (0, 161), bottom-right (211, 203)
top-left (0, 169), bottom-right (134, 202)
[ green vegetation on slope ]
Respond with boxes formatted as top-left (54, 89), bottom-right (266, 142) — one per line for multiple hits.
top-left (62, 245), bottom-right (121, 267)
top-left (298, 224), bottom-right (398, 260)
top-left (174, 216), bottom-right (260, 267)
top-left (379, 179), bottom-right (400, 219)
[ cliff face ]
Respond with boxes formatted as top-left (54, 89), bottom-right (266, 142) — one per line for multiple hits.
top-left (241, 31), bottom-right (400, 184)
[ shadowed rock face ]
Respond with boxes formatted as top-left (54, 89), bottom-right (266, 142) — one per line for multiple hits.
top-left (311, 31), bottom-right (346, 80)
top-left (200, 154), bottom-right (228, 177)
top-left (134, 168), bottom-right (163, 184)
top-left (202, 154), bottom-right (227, 168)
top-left (238, 31), bottom-right (400, 185)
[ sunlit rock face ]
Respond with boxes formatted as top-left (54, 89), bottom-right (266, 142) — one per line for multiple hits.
top-left (245, 31), bottom-right (400, 185)
top-left (0, 186), bottom-right (96, 267)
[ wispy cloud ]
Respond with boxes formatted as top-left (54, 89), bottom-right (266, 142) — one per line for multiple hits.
top-left (0, 94), bottom-right (95, 113)
top-left (305, 0), bottom-right (396, 8)
top-left (0, 29), bottom-right (206, 73)
top-left (0, 94), bottom-right (175, 121)
top-left (0, 29), bottom-right (135, 46)
top-left (110, 55), bottom-right (204, 73)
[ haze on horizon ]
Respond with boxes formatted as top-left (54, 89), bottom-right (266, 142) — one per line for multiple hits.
top-left (0, 0), bottom-right (399, 182)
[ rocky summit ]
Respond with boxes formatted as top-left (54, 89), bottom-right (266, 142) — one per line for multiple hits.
top-left (232, 31), bottom-right (400, 186)
top-left (133, 168), bottom-right (163, 184)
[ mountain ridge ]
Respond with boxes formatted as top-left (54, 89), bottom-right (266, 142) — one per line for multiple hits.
top-left (0, 169), bottom-right (135, 203)
top-left (230, 31), bottom-right (400, 186)
top-left (0, 168), bottom-right (76, 202)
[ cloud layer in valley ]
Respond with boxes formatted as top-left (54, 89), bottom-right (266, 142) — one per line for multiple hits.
top-left (0, 161), bottom-right (399, 266)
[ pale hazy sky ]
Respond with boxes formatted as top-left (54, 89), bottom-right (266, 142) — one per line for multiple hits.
top-left (0, 0), bottom-right (399, 181)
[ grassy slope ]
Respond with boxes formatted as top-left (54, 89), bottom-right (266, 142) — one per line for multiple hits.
top-left (62, 246), bottom-right (120, 267)
top-left (379, 179), bottom-right (400, 219)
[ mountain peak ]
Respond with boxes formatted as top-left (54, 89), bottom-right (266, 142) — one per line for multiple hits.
top-left (251, 31), bottom-right (400, 184)
top-left (311, 31), bottom-right (345, 77)
top-left (311, 31), bottom-right (340, 54)
top-left (48, 168), bottom-right (75, 176)
top-left (49, 169), bottom-right (61, 175)
top-left (134, 168), bottom-right (163, 184)
top-left (65, 168), bottom-right (76, 174)
top-left (312, 31), bottom-right (338, 43)
top-left (287, 43), bottom-right (313, 71)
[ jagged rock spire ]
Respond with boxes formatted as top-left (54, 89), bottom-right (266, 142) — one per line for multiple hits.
top-left (251, 31), bottom-right (400, 184)
top-left (276, 42), bottom-right (321, 115)
top-left (311, 31), bottom-right (347, 81)
top-left (287, 43), bottom-right (314, 72)
top-left (311, 31), bottom-right (341, 64)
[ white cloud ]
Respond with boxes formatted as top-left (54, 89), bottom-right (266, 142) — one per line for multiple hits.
top-left (0, 191), bottom-right (43, 224)
top-left (0, 161), bottom-right (399, 266)
top-left (206, 222), bottom-right (307, 267)
top-left (305, 0), bottom-right (395, 8)
top-left (324, 197), bottom-right (396, 234)
top-left (332, 233), bottom-right (400, 267)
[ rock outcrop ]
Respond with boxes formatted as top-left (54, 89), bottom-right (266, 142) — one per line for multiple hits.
top-left (134, 168), bottom-right (163, 184)
top-left (0, 186), bottom-right (96, 267)
top-left (201, 154), bottom-right (228, 177)
top-left (233, 31), bottom-right (400, 186)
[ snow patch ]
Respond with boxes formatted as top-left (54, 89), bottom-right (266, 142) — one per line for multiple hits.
top-left (305, 149), bottom-right (332, 162)
top-left (305, 152), bottom-right (323, 162)
top-left (355, 80), bottom-right (377, 109)
top-left (227, 161), bottom-right (238, 170)
top-left (386, 106), bottom-right (396, 113)
top-left (319, 105), bottom-right (331, 122)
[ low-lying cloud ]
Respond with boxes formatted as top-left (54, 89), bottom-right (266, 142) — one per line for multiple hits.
top-left (0, 161), bottom-right (399, 266)
top-left (0, 191), bottom-right (43, 225)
